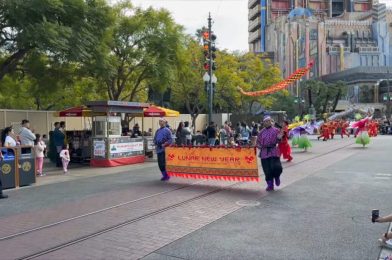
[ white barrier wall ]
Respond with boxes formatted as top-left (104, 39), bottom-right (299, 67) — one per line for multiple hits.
top-left (0, 110), bottom-right (227, 136)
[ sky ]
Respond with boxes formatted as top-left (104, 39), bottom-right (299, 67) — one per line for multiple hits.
top-left (122, 0), bottom-right (392, 52)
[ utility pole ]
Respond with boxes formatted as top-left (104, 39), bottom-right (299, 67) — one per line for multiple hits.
top-left (208, 13), bottom-right (213, 124)
top-left (388, 79), bottom-right (391, 119)
top-left (202, 13), bottom-right (217, 124)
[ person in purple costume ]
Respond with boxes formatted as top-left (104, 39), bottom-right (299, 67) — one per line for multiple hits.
top-left (257, 116), bottom-right (283, 191)
top-left (153, 118), bottom-right (173, 181)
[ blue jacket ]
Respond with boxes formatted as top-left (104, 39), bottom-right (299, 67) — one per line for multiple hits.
top-left (153, 127), bottom-right (172, 154)
top-left (53, 128), bottom-right (65, 147)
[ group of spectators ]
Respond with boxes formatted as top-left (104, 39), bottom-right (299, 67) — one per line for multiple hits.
top-left (0, 120), bottom-right (71, 177)
top-left (172, 120), bottom-right (263, 147)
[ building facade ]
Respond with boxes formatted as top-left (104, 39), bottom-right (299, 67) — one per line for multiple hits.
top-left (248, 0), bottom-right (374, 53)
top-left (248, 0), bottom-right (392, 112)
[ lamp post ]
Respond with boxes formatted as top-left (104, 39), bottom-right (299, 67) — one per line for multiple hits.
top-left (203, 72), bottom-right (217, 123)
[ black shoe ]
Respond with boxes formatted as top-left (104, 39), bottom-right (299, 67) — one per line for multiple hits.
top-left (0, 194), bottom-right (8, 199)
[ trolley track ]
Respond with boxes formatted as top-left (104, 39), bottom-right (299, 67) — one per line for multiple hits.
top-left (2, 140), bottom-right (354, 260)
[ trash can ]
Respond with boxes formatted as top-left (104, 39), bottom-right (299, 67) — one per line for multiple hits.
top-left (18, 147), bottom-right (36, 187)
top-left (0, 148), bottom-right (17, 189)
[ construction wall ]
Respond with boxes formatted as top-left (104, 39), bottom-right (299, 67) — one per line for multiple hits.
top-left (0, 109), bottom-right (214, 135)
top-left (0, 110), bottom-right (90, 136)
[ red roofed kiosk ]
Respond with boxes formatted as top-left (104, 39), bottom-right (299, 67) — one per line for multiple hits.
top-left (87, 101), bottom-right (149, 167)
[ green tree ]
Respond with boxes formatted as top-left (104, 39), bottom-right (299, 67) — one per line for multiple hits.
top-left (171, 36), bottom-right (206, 131)
top-left (0, 0), bottom-right (112, 80)
top-left (302, 80), bottom-right (347, 117)
top-left (89, 1), bottom-right (183, 102)
top-left (237, 53), bottom-right (282, 113)
top-left (213, 50), bottom-right (243, 113)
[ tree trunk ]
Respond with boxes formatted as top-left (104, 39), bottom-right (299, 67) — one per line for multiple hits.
top-left (308, 88), bottom-right (312, 108)
top-left (332, 90), bottom-right (341, 112)
top-left (191, 113), bottom-right (199, 134)
top-left (0, 49), bottom-right (28, 81)
top-left (322, 95), bottom-right (330, 114)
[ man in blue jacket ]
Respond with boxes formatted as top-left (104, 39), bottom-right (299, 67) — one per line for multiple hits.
top-left (153, 118), bottom-right (172, 181)
top-left (53, 122), bottom-right (65, 167)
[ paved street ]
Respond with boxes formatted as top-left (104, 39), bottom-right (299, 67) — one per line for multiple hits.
top-left (0, 136), bottom-right (391, 260)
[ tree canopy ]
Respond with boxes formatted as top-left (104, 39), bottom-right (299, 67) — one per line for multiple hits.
top-left (0, 0), bottom-right (307, 119)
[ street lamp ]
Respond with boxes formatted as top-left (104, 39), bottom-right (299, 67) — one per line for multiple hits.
top-left (294, 96), bottom-right (305, 115)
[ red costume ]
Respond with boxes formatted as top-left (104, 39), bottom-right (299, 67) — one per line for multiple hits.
top-left (368, 121), bottom-right (378, 137)
top-left (340, 120), bottom-right (350, 138)
top-left (278, 125), bottom-right (293, 162)
top-left (318, 123), bottom-right (330, 141)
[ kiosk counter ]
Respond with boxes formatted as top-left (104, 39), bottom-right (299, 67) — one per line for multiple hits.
top-left (87, 101), bottom-right (149, 167)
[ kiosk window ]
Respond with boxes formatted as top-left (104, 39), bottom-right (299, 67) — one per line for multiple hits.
top-left (108, 122), bottom-right (121, 136)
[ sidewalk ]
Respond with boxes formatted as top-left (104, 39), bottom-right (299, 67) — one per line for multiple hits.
top-left (21, 157), bottom-right (158, 188)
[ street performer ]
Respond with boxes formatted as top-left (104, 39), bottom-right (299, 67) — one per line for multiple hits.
top-left (340, 119), bottom-right (350, 138)
top-left (278, 121), bottom-right (293, 162)
top-left (257, 116), bottom-right (283, 191)
top-left (153, 118), bottom-right (173, 181)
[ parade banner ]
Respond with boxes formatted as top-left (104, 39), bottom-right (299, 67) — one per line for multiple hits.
top-left (166, 147), bottom-right (259, 182)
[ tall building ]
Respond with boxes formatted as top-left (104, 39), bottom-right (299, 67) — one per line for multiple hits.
top-left (248, 0), bottom-right (373, 53)
top-left (248, 0), bottom-right (392, 112)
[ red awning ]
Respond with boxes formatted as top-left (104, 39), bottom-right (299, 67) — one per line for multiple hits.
top-left (144, 106), bottom-right (166, 117)
top-left (58, 106), bottom-right (91, 117)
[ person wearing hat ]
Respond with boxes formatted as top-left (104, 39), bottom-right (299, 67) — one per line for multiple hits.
top-left (153, 118), bottom-right (173, 181)
top-left (257, 115), bottom-right (283, 191)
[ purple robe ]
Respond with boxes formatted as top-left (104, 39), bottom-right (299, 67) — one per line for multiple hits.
top-left (257, 126), bottom-right (281, 159)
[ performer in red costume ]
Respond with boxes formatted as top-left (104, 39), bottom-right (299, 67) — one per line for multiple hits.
top-left (368, 120), bottom-right (379, 137)
top-left (329, 121), bottom-right (338, 139)
top-left (318, 122), bottom-right (330, 141)
top-left (278, 121), bottom-right (293, 162)
top-left (340, 119), bottom-right (350, 138)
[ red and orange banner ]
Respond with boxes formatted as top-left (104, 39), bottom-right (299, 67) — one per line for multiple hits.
top-left (238, 62), bottom-right (314, 97)
top-left (166, 147), bottom-right (259, 182)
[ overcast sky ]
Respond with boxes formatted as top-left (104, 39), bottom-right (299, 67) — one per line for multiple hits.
top-left (127, 0), bottom-right (392, 52)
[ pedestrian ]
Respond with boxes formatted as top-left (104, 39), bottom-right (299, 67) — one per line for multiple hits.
top-left (34, 134), bottom-right (46, 176)
top-left (175, 122), bottom-right (185, 145)
top-left (257, 116), bottom-right (283, 191)
top-left (219, 126), bottom-right (227, 145)
top-left (206, 122), bottom-right (217, 146)
top-left (153, 118), bottom-right (173, 181)
top-left (251, 123), bottom-right (259, 146)
top-left (59, 144), bottom-right (70, 174)
top-left (240, 122), bottom-right (250, 145)
top-left (132, 123), bottom-right (142, 138)
top-left (19, 119), bottom-right (36, 154)
top-left (1, 126), bottom-right (18, 148)
top-left (53, 122), bottom-right (65, 167)
top-left (0, 150), bottom-right (8, 199)
top-left (184, 121), bottom-right (192, 145)
top-left (374, 213), bottom-right (392, 249)
top-left (42, 134), bottom-right (49, 157)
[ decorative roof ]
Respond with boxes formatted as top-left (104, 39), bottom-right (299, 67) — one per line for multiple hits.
top-left (288, 8), bottom-right (313, 19)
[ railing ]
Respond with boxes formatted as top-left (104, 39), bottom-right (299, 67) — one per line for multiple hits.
top-left (248, 16), bottom-right (261, 32)
top-left (356, 46), bottom-right (380, 53)
top-left (248, 0), bottom-right (259, 9)
top-left (326, 46), bottom-right (351, 53)
top-left (248, 5), bottom-right (261, 20)
top-left (248, 29), bottom-right (261, 43)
